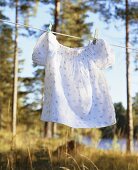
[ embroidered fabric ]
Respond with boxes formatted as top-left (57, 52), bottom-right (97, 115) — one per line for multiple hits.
top-left (32, 31), bottom-right (117, 128)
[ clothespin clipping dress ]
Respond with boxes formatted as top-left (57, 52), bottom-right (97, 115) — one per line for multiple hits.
top-left (32, 31), bottom-right (117, 128)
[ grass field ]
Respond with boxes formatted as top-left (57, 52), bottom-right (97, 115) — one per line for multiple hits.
top-left (0, 130), bottom-right (138, 170)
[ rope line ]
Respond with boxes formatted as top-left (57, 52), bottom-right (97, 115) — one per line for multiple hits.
top-left (0, 18), bottom-right (138, 52)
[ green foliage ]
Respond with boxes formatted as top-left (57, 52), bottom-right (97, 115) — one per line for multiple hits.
top-left (90, 0), bottom-right (138, 66)
top-left (7, 0), bottom-right (39, 37)
top-left (114, 102), bottom-right (127, 137)
top-left (132, 92), bottom-right (138, 115)
top-left (0, 21), bottom-right (14, 130)
top-left (0, 0), bottom-right (41, 130)
top-left (54, 0), bottom-right (93, 47)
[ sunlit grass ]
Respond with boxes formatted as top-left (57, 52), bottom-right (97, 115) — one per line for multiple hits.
top-left (0, 129), bottom-right (138, 170)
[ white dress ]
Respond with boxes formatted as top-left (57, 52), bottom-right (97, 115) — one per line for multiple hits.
top-left (32, 31), bottom-right (117, 128)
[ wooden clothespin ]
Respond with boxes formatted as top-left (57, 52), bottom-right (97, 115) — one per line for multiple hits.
top-left (93, 28), bottom-right (98, 45)
top-left (47, 22), bottom-right (53, 32)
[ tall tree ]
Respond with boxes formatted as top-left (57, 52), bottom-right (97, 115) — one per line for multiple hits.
top-left (12, 0), bottom-right (38, 136)
top-left (125, 0), bottom-right (133, 153)
top-left (0, 12), bottom-right (14, 130)
top-left (90, 0), bottom-right (138, 153)
top-left (0, 0), bottom-right (40, 133)
top-left (10, 0), bottom-right (40, 136)
top-left (43, 0), bottom-right (61, 138)
top-left (12, 0), bottom-right (19, 137)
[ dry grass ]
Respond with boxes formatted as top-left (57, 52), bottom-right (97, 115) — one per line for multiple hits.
top-left (0, 130), bottom-right (138, 170)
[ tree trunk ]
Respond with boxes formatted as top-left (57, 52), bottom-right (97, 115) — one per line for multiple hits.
top-left (0, 99), bottom-right (2, 130)
top-left (44, 122), bottom-right (53, 138)
top-left (54, 0), bottom-right (60, 31)
top-left (12, 0), bottom-right (19, 137)
top-left (44, 0), bottom-right (60, 138)
top-left (52, 0), bottom-right (61, 137)
top-left (125, 0), bottom-right (134, 153)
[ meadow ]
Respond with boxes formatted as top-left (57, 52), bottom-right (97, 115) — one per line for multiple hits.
top-left (0, 129), bottom-right (138, 170)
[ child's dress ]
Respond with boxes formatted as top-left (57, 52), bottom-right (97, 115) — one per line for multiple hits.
top-left (32, 31), bottom-right (117, 128)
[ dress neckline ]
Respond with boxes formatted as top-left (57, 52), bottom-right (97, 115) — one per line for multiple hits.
top-left (49, 31), bottom-right (92, 51)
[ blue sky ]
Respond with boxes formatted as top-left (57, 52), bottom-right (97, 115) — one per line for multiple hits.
top-left (3, 2), bottom-right (138, 109)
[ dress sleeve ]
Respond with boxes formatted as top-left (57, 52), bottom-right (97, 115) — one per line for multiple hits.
top-left (32, 32), bottom-right (49, 66)
top-left (90, 39), bottom-right (115, 69)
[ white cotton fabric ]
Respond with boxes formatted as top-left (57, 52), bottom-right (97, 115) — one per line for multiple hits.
top-left (32, 31), bottom-right (117, 128)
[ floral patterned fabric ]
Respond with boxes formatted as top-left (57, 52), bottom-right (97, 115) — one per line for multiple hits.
top-left (32, 31), bottom-right (117, 128)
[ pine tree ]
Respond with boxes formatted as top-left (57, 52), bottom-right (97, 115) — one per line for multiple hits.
top-left (57, 0), bottom-right (92, 47)
top-left (0, 13), bottom-right (15, 130)
top-left (0, 0), bottom-right (40, 134)
top-left (90, 0), bottom-right (138, 153)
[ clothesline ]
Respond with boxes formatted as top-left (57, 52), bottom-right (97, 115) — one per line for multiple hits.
top-left (0, 18), bottom-right (138, 53)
